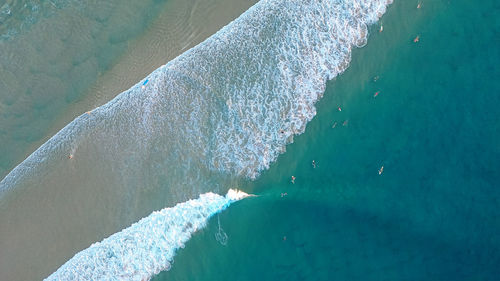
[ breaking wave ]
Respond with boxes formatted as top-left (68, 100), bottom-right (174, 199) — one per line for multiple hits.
top-left (1, 0), bottom-right (391, 195)
top-left (46, 190), bottom-right (251, 281)
top-left (2, 0), bottom-right (392, 280)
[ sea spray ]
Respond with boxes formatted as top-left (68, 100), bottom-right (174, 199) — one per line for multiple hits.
top-left (45, 189), bottom-right (251, 281)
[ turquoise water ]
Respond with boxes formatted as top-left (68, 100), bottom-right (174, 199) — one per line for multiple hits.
top-left (154, 0), bottom-right (500, 280)
top-left (1, 0), bottom-right (499, 280)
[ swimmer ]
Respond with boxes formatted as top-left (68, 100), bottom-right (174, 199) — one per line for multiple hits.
top-left (338, 106), bottom-right (342, 112)
top-left (291, 176), bottom-right (296, 184)
top-left (68, 154), bottom-right (74, 159)
top-left (373, 75), bottom-right (380, 82)
top-left (413, 35), bottom-right (420, 43)
top-left (379, 25), bottom-right (383, 33)
top-left (312, 160), bottom-right (316, 168)
top-left (417, 2), bottom-right (421, 8)
top-left (374, 91), bottom-right (380, 98)
top-left (281, 192), bottom-right (288, 198)
top-left (343, 120), bottom-right (349, 126)
top-left (378, 165), bottom-right (384, 175)
top-left (332, 122), bottom-right (338, 128)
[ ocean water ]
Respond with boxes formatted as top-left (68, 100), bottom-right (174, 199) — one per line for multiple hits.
top-left (0, 0), bottom-right (259, 280)
top-left (154, 0), bottom-right (500, 280)
top-left (1, 0), bottom-right (499, 281)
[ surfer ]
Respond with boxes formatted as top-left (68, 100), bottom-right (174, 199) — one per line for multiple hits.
top-left (374, 91), bottom-right (380, 98)
top-left (373, 75), bottom-right (380, 82)
top-left (332, 121), bottom-right (338, 128)
top-left (343, 120), bottom-right (349, 126)
top-left (379, 25), bottom-right (383, 33)
top-left (312, 160), bottom-right (316, 168)
top-left (68, 154), bottom-right (74, 159)
top-left (414, 35), bottom-right (420, 43)
top-left (291, 176), bottom-right (296, 184)
top-left (417, 2), bottom-right (422, 9)
top-left (86, 111), bottom-right (91, 115)
top-left (338, 106), bottom-right (342, 112)
top-left (378, 165), bottom-right (384, 175)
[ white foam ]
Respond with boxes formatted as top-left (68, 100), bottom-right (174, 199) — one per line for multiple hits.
top-left (1, 0), bottom-right (392, 195)
top-left (45, 189), bottom-right (249, 281)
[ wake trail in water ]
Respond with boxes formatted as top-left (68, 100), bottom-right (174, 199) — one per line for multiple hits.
top-left (45, 189), bottom-right (250, 281)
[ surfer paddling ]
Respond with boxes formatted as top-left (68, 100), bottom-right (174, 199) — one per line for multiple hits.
top-left (378, 165), bottom-right (384, 175)
top-left (413, 35), bottom-right (420, 43)
top-left (291, 176), bottom-right (296, 184)
top-left (312, 160), bottom-right (316, 169)
top-left (379, 25), bottom-right (383, 33)
top-left (374, 91), bottom-right (380, 98)
top-left (417, 2), bottom-right (422, 9)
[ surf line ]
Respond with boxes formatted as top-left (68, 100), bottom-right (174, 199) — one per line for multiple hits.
top-left (45, 189), bottom-right (252, 281)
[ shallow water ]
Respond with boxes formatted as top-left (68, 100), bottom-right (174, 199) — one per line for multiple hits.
top-left (0, 0), bottom-right (167, 178)
top-left (0, 0), bottom-right (257, 280)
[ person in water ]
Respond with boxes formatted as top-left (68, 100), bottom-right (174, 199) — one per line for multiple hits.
top-left (312, 160), bottom-right (316, 168)
top-left (291, 176), bottom-right (296, 184)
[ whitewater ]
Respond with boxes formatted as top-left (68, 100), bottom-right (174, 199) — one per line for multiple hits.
top-left (0, 0), bottom-right (392, 280)
top-left (46, 189), bottom-right (250, 280)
